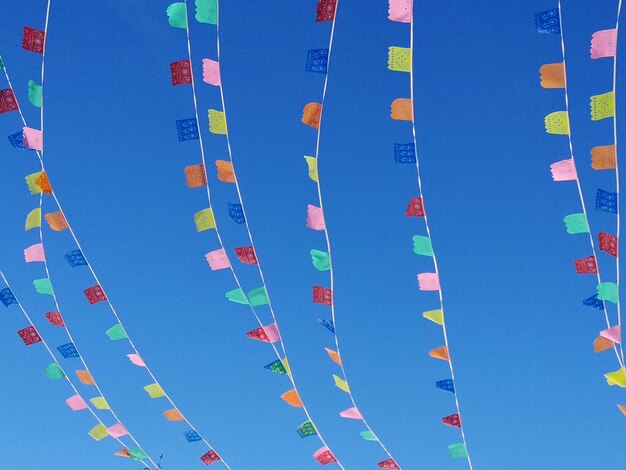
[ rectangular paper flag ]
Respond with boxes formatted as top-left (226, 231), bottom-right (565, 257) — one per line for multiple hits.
top-left (202, 59), bottom-right (221, 86)
top-left (22, 127), bottom-right (42, 151)
top-left (306, 205), bottom-right (326, 230)
top-left (313, 447), bottom-right (337, 465)
top-left (65, 394), bottom-right (87, 411)
top-left (24, 243), bottom-right (45, 262)
top-left (388, 0), bottom-right (412, 22)
top-left (205, 249), bottom-right (230, 270)
top-left (88, 423), bottom-right (109, 441)
top-left (599, 232), bottom-right (618, 257)
top-left (208, 109), bottom-right (227, 134)
top-left (417, 273), bottom-right (440, 291)
top-left (144, 383), bottom-right (166, 398)
top-left (591, 29), bottom-right (617, 59)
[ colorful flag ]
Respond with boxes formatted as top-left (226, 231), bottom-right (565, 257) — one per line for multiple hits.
top-left (388, 0), bottom-right (412, 22)
top-left (591, 145), bottom-right (616, 170)
top-left (563, 213), bottom-right (589, 234)
top-left (313, 447), bottom-right (337, 465)
top-left (391, 98), bottom-right (413, 121)
top-left (339, 407), bottom-right (362, 419)
top-left (24, 243), bottom-right (45, 262)
top-left (297, 421), bottom-right (317, 438)
top-left (234, 246), bottom-right (257, 264)
top-left (184, 163), bottom-right (207, 188)
top-left (318, 318), bottom-right (335, 334)
top-left (406, 197), bottom-right (424, 217)
top-left (0, 288), bottom-right (17, 307)
top-left (599, 232), bottom-right (618, 257)
top-left (544, 111), bottom-right (570, 134)
top-left (304, 156), bottom-right (318, 182)
top-left (127, 354), bottom-right (146, 367)
top-left (76, 370), bottom-right (95, 385)
top-left (170, 59), bottom-right (193, 86)
top-left (45, 311), bottom-right (64, 327)
top-left (176, 118), bottom-right (199, 141)
top-left (84, 285), bottom-right (107, 304)
top-left (535, 9), bottom-right (560, 34)
top-left (436, 379), bottom-right (455, 393)
top-left (27, 80), bottom-right (42, 107)
top-left (164, 409), bottom-right (184, 421)
top-left (25, 208), bottom-right (41, 230)
top-left (574, 256), bottom-right (597, 274)
top-left (429, 346), bottom-right (449, 361)
top-left (378, 459), bottom-right (400, 469)
top-left (166, 3), bottom-right (187, 28)
top-left (313, 286), bottom-right (332, 305)
top-left (442, 413), bottom-right (462, 428)
top-left (195, 0), bottom-right (218, 24)
top-left (306, 49), bottom-right (329, 73)
top-left (310, 249), bottom-right (330, 271)
top-left (246, 323), bottom-right (280, 343)
top-left (228, 203), bottom-right (245, 224)
top-left (208, 109), bottom-right (227, 134)
top-left (144, 383), bottom-right (166, 398)
top-left (316, 0), bottom-right (337, 22)
top-left (64, 249), bottom-right (87, 267)
top-left (57, 342), bottom-right (79, 359)
top-left (184, 430), bottom-right (202, 442)
top-left (45, 211), bottom-right (69, 231)
top-left (539, 62), bottom-right (565, 89)
top-left (202, 59), bottom-right (221, 86)
top-left (33, 278), bottom-right (53, 295)
top-left (302, 103), bottom-right (322, 128)
top-left (591, 29), bottom-right (617, 59)
top-left (0, 89), bottom-right (18, 114)
top-left (200, 450), bottom-right (221, 464)
top-left (324, 347), bottom-right (342, 366)
top-left (412, 235), bottom-right (433, 256)
top-left (44, 363), bottom-right (65, 379)
top-left (205, 249), bottom-right (231, 270)
top-left (394, 143), bottom-right (416, 163)
top-left (596, 189), bottom-right (618, 214)
top-left (17, 326), bottom-right (42, 345)
top-left (105, 324), bottom-right (128, 341)
top-left (388, 46), bottom-right (411, 72)
top-left (194, 208), bottom-right (216, 232)
top-left (225, 288), bottom-right (248, 304)
top-left (423, 309), bottom-right (444, 325)
top-left (22, 27), bottom-right (45, 53)
top-left (215, 160), bottom-right (235, 182)
top-left (590, 92), bottom-right (615, 121)
top-left (550, 159), bottom-right (577, 181)
top-left (90, 397), bottom-right (110, 410)
top-left (448, 443), bottom-right (468, 459)
top-left (333, 375), bottom-right (350, 393)
top-left (417, 273), bottom-right (440, 291)
top-left (597, 282), bottom-right (618, 304)
top-left (88, 423), bottom-right (109, 441)
top-left (600, 325), bottom-right (621, 344)
top-left (23, 127), bottom-right (43, 151)
top-left (247, 287), bottom-right (269, 307)
top-left (281, 389), bottom-right (303, 408)
top-left (307, 205), bottom-right (326, 230)
top-left (65, 394), bottom-right (87, 411)
top-left (107, 423), bottom-right (128, 438)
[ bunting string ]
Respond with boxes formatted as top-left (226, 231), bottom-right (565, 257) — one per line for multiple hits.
top-left (168, 0), bottom-right (345, 466)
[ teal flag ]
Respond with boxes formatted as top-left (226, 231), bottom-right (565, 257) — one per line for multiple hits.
top-left (563, 213), bottom-right (589, 234)
top-left (44, 362), bottom-right (65, 380)
top-left (597, 282), bottom-right (619, 304)
top-left (195, 0), bottom-right (218, 24)
top-left (225, 288), bottom-right (248, 304)
top-left (297, 421), bottom-right (317, 438)
top-left (310, 249), bottom-right (330, 271)
top-left (106, 323), bottom-right (128, 340)
top-left (33, 278), bottom-right (53, 295)
top-left (129, 448), bottom-right (148, 461)
top-left (28, 80), bottom-right (42, 107)
top-left (448, 443), bottom-right (468, 459)
top-left (166, 3), bottom-right (187, 28)
top-left (412, 235), bottom-right (433, 256)
top-left (248, 287), bottom-right (269, 307)
top-left (360, 430), bottom-right (378, 441)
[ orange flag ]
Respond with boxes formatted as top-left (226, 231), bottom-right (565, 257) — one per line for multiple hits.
top-left (618, 404), bottom-right (626, 416)
top-left (591, 145), bottom-right (616, 170)
top-left (391, 98), bottom-right (413, 121)
top-left (302, 103), bottom-right (322, 129)
top-left (75, 370), bottom-right (95, 385)
top-left (184, 163), bottom-right (207, 188)
top-left (215, 160), bottom-right (236, 183)
top-left (281, 389), bottom-right (303, 408)
top-left (539, 63), bottom-right (565, 89)
top-left (324, 347), bottom-right (342, 366)
top-left (45, 211), bottom-right (69, 231)
top-left (429, 345), bottom-right (449, 361)
top-left (594, 335), bottom-right (614, 353)
top-left (163, 408), bottom-right (184, 421)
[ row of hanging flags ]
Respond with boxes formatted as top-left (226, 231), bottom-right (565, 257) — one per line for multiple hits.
top-left (536, 6), bottom-right (626, 405)
top-left (386, 0), bottom-right (471, 464)
top-left (168, 0), bottom-right (354, 467)
top-left (3, 11), bottom-right (232, 469)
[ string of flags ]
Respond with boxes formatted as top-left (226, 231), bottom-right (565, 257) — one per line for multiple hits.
top-left (167, 0), bottom-right (345, 467)
top-left (536, 3), bottom-right (626, 411)
top-left (387, 0), bottom-right (472, 464)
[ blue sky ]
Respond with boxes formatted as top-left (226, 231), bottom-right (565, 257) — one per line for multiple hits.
top-left (0, 0), bottom-right (624, 469)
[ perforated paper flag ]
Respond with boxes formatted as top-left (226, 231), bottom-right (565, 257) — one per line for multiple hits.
top-left (563, 213), bottom-right (589, 234)
top-left (228, 203), bottom-right (245, 224)
top-left (184, 430), bottom-right (202, 442)
top-left (25, 208), bottom-right (41, 231)
top-left (302, 103), bottom-right (322, 128)
top-left (313, 447), bottom-right (336, 465)
top-left (378, 459), bottom-right (400, 469)
top-left (0, 288), bottom-right (17, 307)
top-left (413, 235), bottom-right (433, 256)
top-left (304, 156), bottom-right (319, 182)
top-left (45, 311), bottom-right (64, 327)
top-left (184, 163), bottom-right (207, 188)
top-left (583, 294), bottom-right (604, 310)
top-left (406, 197), bottom-right (424, 217)
top-left (307, 205), bottom-right (326, 230)
top-left (25, 171), bottom-right (51, 194)
top-left (107, 423), bottom-right (128, 438)
top-left (166, 3), bottom-right (187, 28)
top-left (333, 375), bottom-right (350, 393)
top-left (591, 29), bottom-right (617, 59)
top-left (164, 409), bottom-right (184, 421)
top-left (33, 278), bottom-right (53, 295)
top-left (247, 287), bottom-right (269, 307)
top-left (319, 318), bottom-right (335, 334)
top-left (9, 130), bottom-right (28, 150)
top-left (442, 413), bottom-right (462, 428)
top-left (18, 326), bottom-right (41, 345)
top-left (281, 389), bottom-right (303, 408)
top-left (539, 63), bottom-right (565, 89)
top-left (208, 109), bottom-right (227, 134)
top-left (144, 383), bottom-right (166, 398)
top-left (394, 143), bottom-right (416, 163)
top-left (215, 160), bottom-right (235, 182)
top-left (339, 407), bottom-right (362, 419)
top-left (423, 309), bottom-right (444, 325)
top-left (388, 47), bottom-right (411, 72)
top-left (84, 285), bottom-right (107, 304)
top-left (417, 273), bottom-right (440, 291)
top-left (597, 282), bottom-right (618, 304)
top-left (23, 127), bottom-right (42, 151)
top-left (234, 246), bottom-right (257, 265)
top-left (436, 379), bottom-right (455, 393)
top-left (429, 346), bottom-right (449, 361)
top-left (388, 0), bottom-right (412, 22)
top-left (535, 9), bottom-right (560, 34)
top-left (65, 394), bottom-right (87, 411)
top-left (170, 59), bottom-right (192, 86)
top-left (599, 232), bottom-right (618, 257)
top-left (391, 98), bottom-right (413, 121)
top-left (225, 288), bottom-right (248, 304)
top-left (57, 342), bottom-right (79, 359)
top-left (45, 211), bottom-right (68, 231)
top-left (24, 243), bottom-right (45, 263)
top-left (448, 443), bottom-right (468, 459)
top-left (316, 0), bottom-right (337, 22)
top-left (90, 397), bottom-right (110, 410)
top-left (550, 159), bottom-right (577, 181)
top-left (202, 59), bottom-right (221, 86)
top-left (310, 249), bottom-right (330, 271)
top-left (591, 92), bottom-right (615, 120)
top-left (297, 421), bottom-right (317, 438)
top-left (194, 208), bottom-right (216, 232)
top-left (176, 118), bottom-right (199, 141)
top-left (129, 448), bottom-right (148, 461)
top-left (195, 0), bottom-right (218, 24)
top-left (601, 326), bottom-right (621, 344)
top-left (306, 49), bottom-right (329, 73)
top-left (545, 111), bottom-right (570, 134)
top-left (246, 323), bottom-right (280, 343)
top-left (44, 363), bottom-right (65, 379)
top-left (596, 189), bottom-right (617, 214)
top-left (127, 354), bottom-right (146, 367)
top-left (88, 423), bottom-right (109, 441)
top-left (313, 286), bottom-right (332, 305)
top-left (106, 324), bottom-right (128, 341)
top-left (76, 370), bottom-right (95, 385)
top-left (65, 249), bottom-right (87, 267)
top-left (591, 145), bottom-right (616, 170)
top-left (594, 335), bottom-right (614, 353)
top-left (0, 88), bottom-right (18, 114)
top-left (22, 27), bottom-right (45, 53)
top-left (264, 359), bottom-right (288, 375)
top-left (28, 80), bottom-right (42, 107)
top-left (205, 249), bottom-right (230, 270)
top-left (574, 256), bottom-right (597, 274)
top-left (200, 450), bottom-right (221, 464)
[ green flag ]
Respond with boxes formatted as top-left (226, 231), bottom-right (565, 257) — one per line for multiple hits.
top-left (225, 288), bottom-right (248, 304)
top-left (412, 235), bottom-right (433, 256)
top-left (195, 0), bottom-right (218, 24)
top-left (310, 249), bottom-right (330, 271)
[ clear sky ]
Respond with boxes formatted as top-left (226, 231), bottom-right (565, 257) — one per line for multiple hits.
top-left (0, 0), bottom-right (624, 469)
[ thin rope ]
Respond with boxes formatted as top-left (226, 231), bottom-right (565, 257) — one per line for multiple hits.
top-left (556, 1), bottom-right (624, 368)
top-left (0, 269), bottom-right (156, 469)
top-left (179, 1), bottom-right (345, 466)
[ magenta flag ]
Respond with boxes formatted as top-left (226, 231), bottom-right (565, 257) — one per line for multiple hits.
top-left (24, 243), bottom-right (45, 262)
top-left (307, 204), bottom-right (326, 230)
top-left (202, 59), bottom-right (221, 86)
top-left (205, 248), bottom-right (231, 270)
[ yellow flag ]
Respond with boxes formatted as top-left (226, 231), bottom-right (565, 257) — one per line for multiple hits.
top-left (333, 375), bottom-right (350, 393)
top-left (304, 156), bottom-right (318, 182)
top-left (590, 92), bottom-right (615, 121)
top-left (144, 383), bottom-right (166, 398)
top-left (88, 423), bottom-right (109, 441)
top-left (423, 309), bottom-right (444, 325)
top-left (25, 171), bottom-right (44, 194)
top-left (25, 208), bottom-right (41, 231)
top-left (544, 111), bottom-right (570, 135)
top-left (194, 208), bottom-right (216, 232)
top-left (281, 358), bottom-right (291, 376)
top-left (90, 397), bottom-right (110, 410)
top-left (605, 368), bottom-right (626, 387)
top-left (388, 46), bottom-right (411, 72)
top-left (208, 109), bottom-right (227, 134)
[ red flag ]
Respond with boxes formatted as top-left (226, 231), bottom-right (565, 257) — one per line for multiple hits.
top-left (246, 323), bottom-right (280, 343)
top-left (313, 286), bottom-right (332, 306)
top-left (45, 311), bottom-right (65, 327)
top-left (22, 27), bottom-right (45, 54)
top-left (200, 450), bottom-right (221, 465)
top-left (442, 413), bottom-right (462, 428)
top-left (406, 196), bottom-right (425, 217)
top-left (378, 459), bottom-right (400, 469)
top-left (170, 60), bottom-right (193, 86)
top-left (313, 447), bottom-right (337, 465)
top-left (574, 256), bottom-right (598, 274)
top-left (17, 326), bottom-right (42, 345)
top-left (599, 232), bottom-right (618, 257)
top-left (234, 246), bottom-right (258, 265)
top-left (316, 0), bottom-right (337, 22)
top-left (84, 285), bottom-right (107, 304)
top-left (0, 89), bottom-right (18, 114)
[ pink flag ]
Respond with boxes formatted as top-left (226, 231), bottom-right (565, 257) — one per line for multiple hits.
top-left (23, 127), bottom-right (43, 151)
top-left (65, 394), bottom-right (88, 411)
top-left (24, 243), bottom-right (45, 262)
top-left (306, 204), bottom-right (326, 230)
top-left (202, 59), bottom-right (221, 86)
top-left (205, 249), bottom-right (231, 270)
top-left (313, 447), bottom-right (337, 465)
top-left (417, 273), bottom-right (440, 291)
top-left (601, 325), bottom-right (621, 344)
top-left (127, 353), bottom-right (146, 367)
top-left (550, 159), bottom-right (577, 181)
top-left (339, 407), bottom-right (362, 419)
top-left (388, 0), bottom-right (412, 23)
top-left (107, 423), bottom-right (129, 438)
top-left (591, 29), bottom-right (617, 59)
